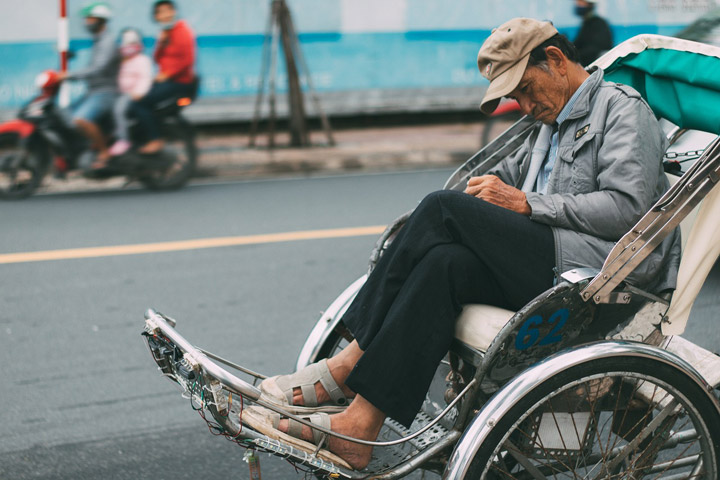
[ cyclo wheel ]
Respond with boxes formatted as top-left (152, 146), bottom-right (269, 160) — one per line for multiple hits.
top-left (138, 116), bottom-right (197, 190)
top-left (466, 355), bottom-right (720, 479)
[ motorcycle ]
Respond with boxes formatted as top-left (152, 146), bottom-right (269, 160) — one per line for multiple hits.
top-left (0, 70), bottom-right (198, 199)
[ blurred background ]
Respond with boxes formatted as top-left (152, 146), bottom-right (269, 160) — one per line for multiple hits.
top-left (1, 0), bottom-right (719, 124)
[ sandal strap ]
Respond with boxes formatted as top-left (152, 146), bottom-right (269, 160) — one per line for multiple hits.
top-left (275, 359), bottom-right (348, 408)
top-left (301, 384), bottom-right (317, 407)
top-left (270, 411), bottom-right (331, 447)
top-left (317, 360), bottom-right (349, 407)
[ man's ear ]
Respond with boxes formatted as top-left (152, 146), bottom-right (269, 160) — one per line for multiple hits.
top-left (544, 46), bottom-right (567, 74)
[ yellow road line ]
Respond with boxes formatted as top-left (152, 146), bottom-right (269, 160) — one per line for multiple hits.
top-left (0, 225), bottom-right (387, 265)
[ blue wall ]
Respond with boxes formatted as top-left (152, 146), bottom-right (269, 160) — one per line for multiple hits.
top-left (0, 0), bottom-right (707, 110)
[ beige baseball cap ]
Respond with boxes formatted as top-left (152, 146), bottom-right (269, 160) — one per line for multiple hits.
top-left (477, 18), bottom-right (558, 115)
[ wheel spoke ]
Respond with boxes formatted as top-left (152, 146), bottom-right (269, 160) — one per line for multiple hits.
top-left (504, 439), bottom-right (550, 479)
top-left (475, 362), bottom-right (717, 480)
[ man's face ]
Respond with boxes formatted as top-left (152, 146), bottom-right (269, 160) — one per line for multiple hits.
top-left (154, 4), bottom-right (176, 24)
top-left (507, 64), bottom-right (570, 125)
top-left (84, 17), bottom-right (103, 33)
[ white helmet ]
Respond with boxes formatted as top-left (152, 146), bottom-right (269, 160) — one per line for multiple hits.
top-left (81, 2), bottom-right (112, 20)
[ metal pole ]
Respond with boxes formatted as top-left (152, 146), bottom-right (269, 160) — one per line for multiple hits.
top-left (58, 0), bottom-right (70, 107)
top-left (285, 13), bottom-right (335, 146)
top-left (277, 0), bottom-right (309, 147)
top-left (248, 2), bottom-right (275, 147)
top-left (267, 3), bottom-right (280, 149)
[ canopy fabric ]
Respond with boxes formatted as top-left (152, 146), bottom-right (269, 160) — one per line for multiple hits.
top-left (594, 35), bottom-right (720, 134)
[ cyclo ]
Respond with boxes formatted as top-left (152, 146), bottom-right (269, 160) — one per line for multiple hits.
top-left (142, 35), bottom-right (720, 479)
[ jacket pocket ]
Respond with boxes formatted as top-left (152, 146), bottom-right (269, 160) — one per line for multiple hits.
top-left (560, 133), bottom-right (597, 193)
top-left (572, 132), bottom-right (596, 158)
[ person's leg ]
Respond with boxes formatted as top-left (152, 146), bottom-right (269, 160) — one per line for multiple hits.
top-left (278, 241), bottom-right (533, 468)
top-left (72, 91), bottom-right (115, 166)
top-left (129, 83), bottom-right (163, 152)
top-left (345, 242), bottom-right (510, 426)
top-left (109, 95), bottom-right (133, 156)
top-left (131, 81), bottom-right (191, 153)
top-left (272, 190), bottom-right (555, 412)
top-left (343, 189), bottom-right (556, 349)
top-left (74, 118), bottom-right (106, 153)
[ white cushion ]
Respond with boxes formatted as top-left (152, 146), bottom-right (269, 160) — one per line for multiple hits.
top-left (454, 304), bottom-right (515, 352)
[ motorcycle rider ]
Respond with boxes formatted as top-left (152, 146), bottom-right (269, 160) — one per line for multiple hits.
top-left (107, 28), bottom-right (153, 158)
top-left (129, 0), bottom-right (197, 155)
top-left (58, 2), bottom-right (120, 168)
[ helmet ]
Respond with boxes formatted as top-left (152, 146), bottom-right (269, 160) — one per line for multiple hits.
top-left (81, 2), bottom-right (112, 20)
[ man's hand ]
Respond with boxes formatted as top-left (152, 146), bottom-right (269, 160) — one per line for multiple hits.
top-left (464, 175), bottom-right (531, 215)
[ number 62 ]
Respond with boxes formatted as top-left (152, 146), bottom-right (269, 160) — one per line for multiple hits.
top-left (515, 308), bottom-right (569, 351)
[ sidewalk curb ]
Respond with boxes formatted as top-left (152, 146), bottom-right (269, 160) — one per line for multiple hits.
top-left (36, 121), bottom-right (509, 195)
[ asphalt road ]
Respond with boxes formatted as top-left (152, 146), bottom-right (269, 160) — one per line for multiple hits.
top-left (0, 170), bottom-right (447, 480)
top-left (1, 169), bottom-right (719, 480)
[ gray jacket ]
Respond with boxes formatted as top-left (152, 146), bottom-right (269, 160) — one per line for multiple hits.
top-left (66, 28), bottom-right (120, 93)
top-left (490, 69), bottom-right (681, 293)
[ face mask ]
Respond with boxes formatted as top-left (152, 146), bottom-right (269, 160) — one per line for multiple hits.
top-left (120, 44), bottom-right (142, 57)
top-left (574, 5), bottom-right (593, 17)
top-left (85, 21), bottom-right (103, 34)
top-left (158, 20), bottom-right (175, 31)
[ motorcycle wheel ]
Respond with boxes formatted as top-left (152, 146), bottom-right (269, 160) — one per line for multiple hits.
top-left (138, 117), bottom-right (197, 191)
top-left (0, 133), bottom-right (48, 200)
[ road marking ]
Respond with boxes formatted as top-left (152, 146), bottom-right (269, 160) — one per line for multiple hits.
top-left (0, 225), bottom-right (387, 265)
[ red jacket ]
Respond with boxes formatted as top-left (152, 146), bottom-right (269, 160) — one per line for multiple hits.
top-left (154, 19), bottom-right (196, 84)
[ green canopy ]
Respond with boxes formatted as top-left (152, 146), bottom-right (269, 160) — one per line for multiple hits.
top-left (598, 35), bottom-right (720, 134)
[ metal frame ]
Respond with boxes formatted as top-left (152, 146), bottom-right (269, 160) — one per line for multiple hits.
top-left (582, 135), bottom-right (720, 304)
top-left (144, 309), bottom-right (477, 479)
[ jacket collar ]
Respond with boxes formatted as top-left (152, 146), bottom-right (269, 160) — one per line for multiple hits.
top-left (565, 68), bottom-right (604, 121)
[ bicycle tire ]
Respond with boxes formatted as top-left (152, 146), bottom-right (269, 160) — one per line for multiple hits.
top-left (466, 355), bottom-right (720, 479)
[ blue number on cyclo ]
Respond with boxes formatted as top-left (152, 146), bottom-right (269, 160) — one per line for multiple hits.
top-left (515, 308), bottom-right (569, 350)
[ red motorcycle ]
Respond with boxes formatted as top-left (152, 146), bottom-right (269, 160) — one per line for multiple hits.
top-left (0, 71), bottom-right (198, 199)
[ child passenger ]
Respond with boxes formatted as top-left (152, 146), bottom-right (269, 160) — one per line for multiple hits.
top-left (107, 28), bottom-right (152, 158)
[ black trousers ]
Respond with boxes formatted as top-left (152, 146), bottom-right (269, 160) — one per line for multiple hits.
top-left (342, 190), bottom-right (556, 427)
top-left (129, 81), bottom-right (195, 141)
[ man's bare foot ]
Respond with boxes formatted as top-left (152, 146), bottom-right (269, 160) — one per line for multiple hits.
top-left (279, 396), bottom-right (385, 470)
top-left (139, 139), bottom-right (165, 154)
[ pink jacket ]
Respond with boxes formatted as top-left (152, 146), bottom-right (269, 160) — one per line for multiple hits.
top-left (118, 54), bottom-right (153, 98)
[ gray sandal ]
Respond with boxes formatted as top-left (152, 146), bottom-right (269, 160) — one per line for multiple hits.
top-left (259, 358), bottom-right (350, 414)
top-left (242, 406), bottom-right (351, 469)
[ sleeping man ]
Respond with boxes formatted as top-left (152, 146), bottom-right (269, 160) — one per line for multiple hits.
top-left (245, 17), bottom-right (681, 470)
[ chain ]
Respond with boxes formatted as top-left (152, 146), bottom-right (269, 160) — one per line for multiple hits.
top-left (664, 149), bottom-right (704, 160)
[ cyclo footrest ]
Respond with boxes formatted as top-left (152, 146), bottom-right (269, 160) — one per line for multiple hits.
top-left (142, 309), bottom-right (353, 478)
top-left (142, 308), bottom-right (460, 479)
